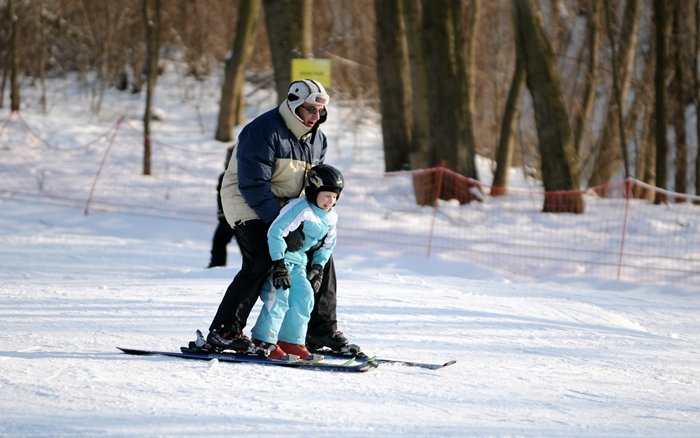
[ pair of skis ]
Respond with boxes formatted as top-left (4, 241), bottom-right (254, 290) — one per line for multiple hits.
top-left (118, 333), bottom-right (456, 373)
top-left (117, 346), bottom-right (378, 372)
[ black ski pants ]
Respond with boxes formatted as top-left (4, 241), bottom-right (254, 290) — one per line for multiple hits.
top-left (209, 219), bottom-right (338, 337)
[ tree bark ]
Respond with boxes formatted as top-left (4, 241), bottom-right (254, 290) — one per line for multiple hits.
top-left (625, 48), bottom-right (656, 195)
top-left (142, 0), bottom-right (161, 176)
top-left (420, 0), bottom-right (478, 204)
top-left (422, 0), bottom-right (463, 171)
top-left (491, 47), bottom-right (525, 196)
top-left (215, 0), bottom-right (261, 142)
top-left (263, 0), bottom-right (312, 103)
top-left (633, 108), bottom-right (656, 200)
top-left (653, 0), bottom-right (669, 203)
top-left (293, 0), bottom-right (313, 58)
top-left (459, 0), bottom-right (481, 180)
top-left (403, 0), bottom-right (431, 169)
top-left (514, 0), bottom-right (584, 213)
top-left (587, 0), bottom-right (641, 190)
top-left (375, 0), bottom-right (412, 171)
top-left (8, 0), bottom-right (20, 112)
top-left (695, 0), bottom-right (700, 204)
top-left (671, 1), bottom-right (688, 200)
top-left (422, 0), bottom-right (480, 180)
top-left (573, 0), bottom-right (600, 154)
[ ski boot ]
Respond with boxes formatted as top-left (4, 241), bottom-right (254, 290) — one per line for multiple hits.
top-left (203, 329), bottom-right (254, 352)
top-left (277, 341), bottom-right (323, 362)
top-left (306, 331), bottom-right (361, 356)
top-left (252, 339), bottom-right (290, 360)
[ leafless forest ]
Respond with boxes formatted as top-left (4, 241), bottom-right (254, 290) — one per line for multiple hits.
top-left (1, 0), bottom-right (698, 210)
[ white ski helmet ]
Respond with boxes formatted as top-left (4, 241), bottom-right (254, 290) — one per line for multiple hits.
top-left (286, 79), bottom-right (330, 119)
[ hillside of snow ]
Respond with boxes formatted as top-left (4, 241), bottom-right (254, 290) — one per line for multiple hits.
top-left (0, 69), bottom-right (698, 436)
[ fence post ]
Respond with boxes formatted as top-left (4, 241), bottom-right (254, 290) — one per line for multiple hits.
top-left (84, 117), bottom-right (123, 216)
top-left (616, 178), bottom-right (633, 280)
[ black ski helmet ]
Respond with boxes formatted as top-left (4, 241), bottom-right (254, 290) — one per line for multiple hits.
top-left (305, 164), bottom-right (344, 206)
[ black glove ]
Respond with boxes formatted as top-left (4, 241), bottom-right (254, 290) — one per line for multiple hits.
top-left (284, 223), bottom-right (305, 252)
top-left (307, 264), bottom-right (324, 293)
top-left (272, 259), bottom-right (291, 290)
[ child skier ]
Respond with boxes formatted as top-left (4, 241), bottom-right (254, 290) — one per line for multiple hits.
top-left (251, 164), bottom-right (344, 360)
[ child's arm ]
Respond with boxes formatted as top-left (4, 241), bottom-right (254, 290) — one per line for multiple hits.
top-left (310, 210), bottom-right (338, 267)
top-left (267, 198), bottom-right (308, 260)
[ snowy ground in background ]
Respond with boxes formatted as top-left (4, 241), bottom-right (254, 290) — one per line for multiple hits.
top-left (1, 69), bottom-right (699, 436)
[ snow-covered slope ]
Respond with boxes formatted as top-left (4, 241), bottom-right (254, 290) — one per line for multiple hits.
top-left (0, 70), bottom-right (698, 436)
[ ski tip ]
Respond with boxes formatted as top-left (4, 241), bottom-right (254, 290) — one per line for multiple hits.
top-left (117, 347), bottom-right (153, 356)
top-left (340, 356), bottom-right (357, 366)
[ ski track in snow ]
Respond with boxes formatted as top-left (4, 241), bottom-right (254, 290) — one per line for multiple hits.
top-left (1, 206), bottom-right (698, 436)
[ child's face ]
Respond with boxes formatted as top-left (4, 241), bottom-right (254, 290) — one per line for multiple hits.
top-left (316, 190), bottom-right (338, 211)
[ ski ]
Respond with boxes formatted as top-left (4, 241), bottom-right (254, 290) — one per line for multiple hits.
top-left (117, 347), bottom-right (377, 373)
top-left (310, 348), bottom-right (456, 370)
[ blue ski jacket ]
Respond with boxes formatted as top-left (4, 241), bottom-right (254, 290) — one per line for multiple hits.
top-left (267, 197), bottom-right (337, 267)
top-left (220, 102), bottom-right (328, 226)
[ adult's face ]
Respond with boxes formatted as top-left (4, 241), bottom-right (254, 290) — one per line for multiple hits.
top-left (297, 104), bottom-right (325, 128)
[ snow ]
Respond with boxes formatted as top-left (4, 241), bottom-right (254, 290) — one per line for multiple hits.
top-left (1, 70), bottom-right (699, 437)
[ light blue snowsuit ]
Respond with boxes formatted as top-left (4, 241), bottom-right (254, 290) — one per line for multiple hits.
top-left (251, 197), bottom-right (337, 345)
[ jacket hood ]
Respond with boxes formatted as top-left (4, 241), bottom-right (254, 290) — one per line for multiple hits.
top-left (279, 100), bottom-right (312, 140)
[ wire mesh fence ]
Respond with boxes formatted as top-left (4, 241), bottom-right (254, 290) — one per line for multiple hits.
top-left (2, 111), bottom-right (699, 286)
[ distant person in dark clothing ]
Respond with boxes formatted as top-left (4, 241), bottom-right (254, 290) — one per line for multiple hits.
top-left (207, 146), bottom-right (235, 268)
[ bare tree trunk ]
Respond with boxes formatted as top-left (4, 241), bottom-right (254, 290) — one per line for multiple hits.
top-left (420, 0), bottom-right (479, 204)
top-left (31, 1), bottom-right (47, 113)
top-left (422, 0), bottom-right (466, 169)
top-left (215, 0), bottom-right (261, 142)
top-left (264, 0), bottom-right (311, 103)
top-left (375, 0), bottom-right (412, 171)
top-left (458, 0), bottom-right (481, 180)
top-left (605, 0), bottom-right (631, 181)
top-left (671, 1), bottom-right (688, 200)
top-left (491, 48), bottom-right (525, 196)
top-left (695, 0), bottom-right (700, 204)
top-left (587, 0), bottom-right (641, 189)
top-left (653, 0), bottom-right (669, 203)
top-left (634, 108), bottom-right (656, 200)
top-left (8, 0), bottom-right (20, 112)
top-left (573, 0), bottom-right (600, 154)
top-left (514, 0), bottom-right (584, 213)
top-left (0, 67), bottom-right (6, 109)
top-left (294, 0), bottom-right (312, 58)
top-left (625, 47), bottom-right (655, 194)
top-left (403, 0), bottom-right (431, 169)
top-left (264, 0), bottom-right (293, 102)
top-left (0, 13), bottom-right (6, 109)
top-left (142, 0), bottom-right (161, 176)
top-left (422, 0), bottom-right (461, 170)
